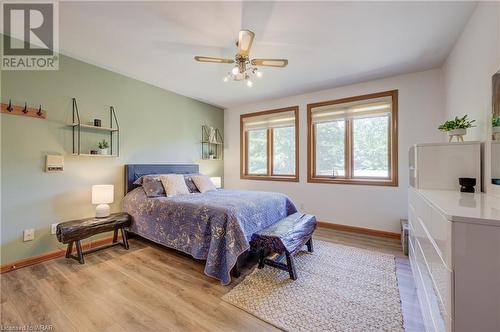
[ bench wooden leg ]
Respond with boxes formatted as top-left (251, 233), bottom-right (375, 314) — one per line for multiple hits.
top-left (65, 241), bottom-right (74, 258)
top-left (258, 249), bottom-right (265, 269)
top-left (120, 227), bottom-right (129, 250)
top-left (306, 238), bottom-right (314, 253)
top-left (112, 229), bottom-right (118, 243)
top-left (285, 252), bottom-right (297, 280)
top-left (75, 240), bottom-right (84, 264)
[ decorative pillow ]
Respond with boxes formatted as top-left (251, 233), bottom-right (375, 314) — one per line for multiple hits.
top-left (160, 174), bottom-right (190, 197)
top-left (191, 175), bottom-right (217, 193)
top-left (184, 174), bottom-right (200, 193)
top-left (142, 176), bottom-right (165, 197)
top-left (133, 175), bottom-right (160, 185)
top-left (133, 176), bottom-right (145, 185)
top-left (134, 174), bottom-right (200, 194)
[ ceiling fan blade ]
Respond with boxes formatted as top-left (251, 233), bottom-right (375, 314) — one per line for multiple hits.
top-left (251, 58), bottom-right (288, 68)
top-left (237, 30), bottom-right (255, 56)
top-left (194, 56), bottom-right (234, 64)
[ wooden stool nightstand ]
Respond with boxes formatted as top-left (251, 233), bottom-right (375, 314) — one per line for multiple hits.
top-left (56, 212), bottom-right (131, 264)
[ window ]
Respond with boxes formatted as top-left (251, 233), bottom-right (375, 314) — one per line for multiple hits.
top-left (241, 106), bottom-right (299, 181)
top-left (307, 90), bottom-right (398, 186)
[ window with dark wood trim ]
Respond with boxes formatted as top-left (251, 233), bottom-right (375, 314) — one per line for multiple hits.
top-left (240, 106), bottom-right (299, 182)
top-left (307, 90), bottom-right (398, 186)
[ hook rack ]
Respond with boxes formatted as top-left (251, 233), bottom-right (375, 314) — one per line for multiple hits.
top-left (6, 100), bottom-right (13, 112)
top-left (1, 100), bottom-right (47, 119)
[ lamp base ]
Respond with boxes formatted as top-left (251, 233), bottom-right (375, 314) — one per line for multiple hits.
top-left (95, 204), bottom-right (110, 218)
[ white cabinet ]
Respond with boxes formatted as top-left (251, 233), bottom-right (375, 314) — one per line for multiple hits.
top-left (409, 142), bottom-right (481, 192)
top-left (409, 188), bottom-right (500, 332)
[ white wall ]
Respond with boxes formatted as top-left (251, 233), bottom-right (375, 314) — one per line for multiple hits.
top-left (444, 2), bottom-right (500, 141)
top-left (224, 69), bottom-right (445, 232)
top-left (443, 2), bottom-right (500, 197)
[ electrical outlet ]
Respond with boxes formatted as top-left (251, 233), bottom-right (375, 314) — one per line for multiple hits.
top-left (51, 223), bottom-right (58, 235)
top-left (23, 229), bottom-right (35, 242)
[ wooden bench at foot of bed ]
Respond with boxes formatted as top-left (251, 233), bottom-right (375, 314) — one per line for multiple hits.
top-left (249, 213), bottom-right (317, 280)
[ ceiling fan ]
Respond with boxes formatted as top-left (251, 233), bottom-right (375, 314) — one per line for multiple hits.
top-left (194, 30), bottom-right (288, 87)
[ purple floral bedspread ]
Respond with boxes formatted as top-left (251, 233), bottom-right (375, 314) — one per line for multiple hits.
top-left (123, 188), bottom-right (297, 284)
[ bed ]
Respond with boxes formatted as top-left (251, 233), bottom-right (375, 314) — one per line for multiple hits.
top-left (122, 164), bottom-right (297, 284)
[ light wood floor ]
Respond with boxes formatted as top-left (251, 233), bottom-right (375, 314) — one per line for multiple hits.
top-left (1, 228), bottom-right (424, 331)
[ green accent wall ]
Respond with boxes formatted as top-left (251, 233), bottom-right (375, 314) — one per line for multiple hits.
top-left (0, 53), bottom-right (223, 264)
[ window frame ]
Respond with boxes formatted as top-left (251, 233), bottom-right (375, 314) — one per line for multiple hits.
top-left (240, 106), bottom-right (299, 182)
top-left (307, 90), bottom-right (398, 187)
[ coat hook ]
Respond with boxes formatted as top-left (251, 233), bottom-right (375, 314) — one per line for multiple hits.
top-left (22, 102), bottom-right (28, 114)
top-left (37, 105), bottom-right (43, 116)
top-left (6, 99), bottom-right (13, 112)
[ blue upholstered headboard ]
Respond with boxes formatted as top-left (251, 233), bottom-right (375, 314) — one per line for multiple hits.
top-left (124, 164), bottom-right (199, 194)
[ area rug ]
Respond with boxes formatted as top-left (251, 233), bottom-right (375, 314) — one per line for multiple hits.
top-left (222, 240), bottom-right (404, 331)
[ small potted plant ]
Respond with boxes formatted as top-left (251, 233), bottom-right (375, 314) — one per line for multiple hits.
top-left (493, 115), bottom-right (500, 134)
top-left (97, 140), bottom-right (109, 155)
top-left (438, 115), bottom-right (476, 140)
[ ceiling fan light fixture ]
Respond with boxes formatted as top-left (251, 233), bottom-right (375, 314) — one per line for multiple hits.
top-left (196, 30), bottom-right (287, 87)
top-left (238, 30), bottom-right (255, 55)
top-left (263, 60), bottom-right (280, 66)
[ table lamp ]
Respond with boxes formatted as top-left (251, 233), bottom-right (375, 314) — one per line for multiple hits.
top-left (92, 184), bottom-right (114, 218)
top-left (210, 176), bottom-right (222, 189)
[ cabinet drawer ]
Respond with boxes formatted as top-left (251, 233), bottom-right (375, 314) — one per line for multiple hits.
top-left (410, 240), bottom-right (447, 332)
top-left (430, 205), bottom-right (452, 268)
top-left (431, 259), bottom-right (453, 321)
top-left (412, 216), bottom-right (453, 317)
top-left (411, 189), bottom-right (431, 225)
top-left (409, 241), bottom-right (435, 332)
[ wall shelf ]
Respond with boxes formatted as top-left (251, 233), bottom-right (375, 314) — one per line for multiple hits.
top-left (68, 123), bottom-right (118, 132)
top-left (201, 125), bottom-right (223, 160)
top-left (71, 98), bottom-right (120, 157)
top-left (201, 140), bottom-right (223, 145)
top-left (71, 153), bottom-right (116, 158)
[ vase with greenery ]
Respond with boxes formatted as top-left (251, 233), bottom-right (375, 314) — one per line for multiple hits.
top-left (438, 115), bottom-right (476, 137)
top-left (493, 115), bottom-right (500, 134)
top-left (97, 140), bottom-right (109, 155)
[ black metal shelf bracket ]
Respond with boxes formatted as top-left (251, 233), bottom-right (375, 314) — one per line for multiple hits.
top-left (72, 98), bottom-right (120, 156)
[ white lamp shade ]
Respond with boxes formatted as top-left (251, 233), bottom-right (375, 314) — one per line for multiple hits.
top-left (92, 185), bottom-right (114, 204)
top-left (210, 177), bottom-right (222, 188)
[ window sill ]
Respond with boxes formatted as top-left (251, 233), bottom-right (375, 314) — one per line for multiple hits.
top-left (308, 176), bottom-right (398, 187)
top-left (241, 175), bottom-right (299, 182)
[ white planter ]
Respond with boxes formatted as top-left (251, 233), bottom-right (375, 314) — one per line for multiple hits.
top-left (448, 128), bottom-right (467, 136)
top-left (493, 126), bottom-right (500, 134)
top-left (98, 148), bottom-right (108, 155)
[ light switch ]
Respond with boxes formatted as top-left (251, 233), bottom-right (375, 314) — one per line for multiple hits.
top-left (51, 223), bottom-right (58, 235)
top-left (23, 229), bottom-right (35, 242)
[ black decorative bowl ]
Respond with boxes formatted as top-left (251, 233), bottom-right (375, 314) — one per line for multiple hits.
top-left (459, 177), bottom-right (476, 193)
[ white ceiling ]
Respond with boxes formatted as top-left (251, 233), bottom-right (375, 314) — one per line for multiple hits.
top-left (59, 1), bottom-right (476, 108)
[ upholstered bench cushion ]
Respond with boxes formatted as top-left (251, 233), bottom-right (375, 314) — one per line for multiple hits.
top-left (250, 212), bottom-right (317, 255)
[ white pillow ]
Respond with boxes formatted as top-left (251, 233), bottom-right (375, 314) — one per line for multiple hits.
top-left (160, 174), bottom-right (190, 197)
top-left (191, 175), bottom-right (217, 193)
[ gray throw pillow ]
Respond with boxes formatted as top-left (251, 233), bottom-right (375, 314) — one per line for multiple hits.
top-left (142, 176), bottom-right (165, 197)
top-left (133, 174), bottom-right (200, 195)
top-left (184, 174), bottom-right (200, 193)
